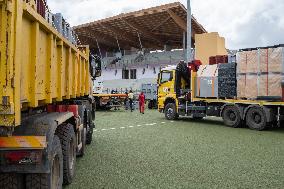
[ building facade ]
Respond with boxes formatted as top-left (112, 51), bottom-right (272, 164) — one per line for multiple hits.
top-left (96, 50), bottom-right (185, 93)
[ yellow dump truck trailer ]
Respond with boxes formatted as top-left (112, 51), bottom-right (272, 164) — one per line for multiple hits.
top-left (0, 1), bottom-right (100, 188)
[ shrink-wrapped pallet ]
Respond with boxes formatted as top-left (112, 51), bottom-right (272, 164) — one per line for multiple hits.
top-left (237, 74), bottom-right (246, 98)
top-left (237, 50), bottom-right (258, 73)
top-left (237, 74), bottom-right (258, 99)
top-left (238, 73), bottom-right (283, 99)
top-left (237, 46), bottom-right (284, 99)
top-left (259, 47), bottom-right (283, 73)
top-left (258, 74), bottom-right (282, 97)
top-left (244, 74), bottom-right (258, 99)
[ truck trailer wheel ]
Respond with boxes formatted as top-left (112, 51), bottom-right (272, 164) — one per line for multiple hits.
top-left (86, 114), bottom-right (94, 145)
top-left (78, 128), bottom-right (86, 157)
top-left (0, 173), bottom-right (24, 189)
top-left (148, 101), bottom-right (153, 109)
top-left (26, 136), bottom-right (63, 189)
top-left (246, 107), bottom-right (267, 131)
top-left (192, 116), bottom-right (204, 121)
top-left (222, 106), bottom-right (242, 128)
top-left (165, 103), bottom-right (178, 120)
top-left (55, 124), bottom-right (76, 185)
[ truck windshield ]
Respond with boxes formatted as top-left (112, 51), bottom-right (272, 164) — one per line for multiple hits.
top-left (160, 71), bottom-right (173, 83)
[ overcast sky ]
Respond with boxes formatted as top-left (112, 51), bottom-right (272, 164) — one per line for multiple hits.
top-left (48, 0), bottom-right (284, 50)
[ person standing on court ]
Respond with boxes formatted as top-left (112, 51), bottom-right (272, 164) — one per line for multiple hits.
top-left (128, 90), bottom-right (134, 112)
top-left (139, 92), bottom-right (146, 114)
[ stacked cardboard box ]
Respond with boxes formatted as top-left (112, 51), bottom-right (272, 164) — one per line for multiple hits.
top-left (237, 46), bottom-right (284, 99)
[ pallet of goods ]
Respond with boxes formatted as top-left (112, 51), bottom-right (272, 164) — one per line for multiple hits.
top-left (195, 63), bottom-right (237, 98)
top-left (237, 45), bottom-right (284, 100)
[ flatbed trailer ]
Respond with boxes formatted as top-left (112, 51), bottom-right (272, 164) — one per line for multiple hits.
top-left (158, 67), bottom-right (284, 131)
top-left (93, 93), bottom-right (127, 110)
top-left (0, 1), bottom-right (100, 188)
top-left (141, 84), bottom-right (158, 109)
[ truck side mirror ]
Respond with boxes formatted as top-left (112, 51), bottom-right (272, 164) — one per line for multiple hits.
top-left (90, 55), bottom-right (102, 79)
top-left (157, 73), bottom-right (161, 84)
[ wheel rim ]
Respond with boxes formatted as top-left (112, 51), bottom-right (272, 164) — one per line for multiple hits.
top-left (69, 139), bottom-right (75, 172)
top-left (229, 112), bottom-right (236, 121)
top-left (226, 110), bottom-right (236, 122)
top-left (167, 108), bottom-right (174, 118)
top-left (252, 112), bottom-right (262, 124)
top-left (52, 155), bottom-right (60, 189)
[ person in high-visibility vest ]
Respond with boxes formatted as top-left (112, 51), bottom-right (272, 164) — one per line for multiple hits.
top-left (128, 90), bottom-right (134, 112)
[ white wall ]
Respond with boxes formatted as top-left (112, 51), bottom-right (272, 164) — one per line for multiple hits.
top-left (99, 68), bottom-right (123, 81)
top-left (136, 66), bottom-right (159, 79)
top-left (95, 65), bottom-right (161, 92)
top-left (97, 49), bottom-right (185, 92)
top-left (98, 65), bottom-right (160, 81)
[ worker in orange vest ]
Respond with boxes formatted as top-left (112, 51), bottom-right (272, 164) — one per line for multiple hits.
top-left (139, 92), bottom-right (146, 114)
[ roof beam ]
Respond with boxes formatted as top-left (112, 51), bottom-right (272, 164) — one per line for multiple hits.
top-left (151, 16), bottom-right (171, 32)
top-left (152, 32), bottom-right (182, 37)
top-left (79, 27), bottom-right (142, 50)
top-left (89, 26), bottom-right (143, 49)
top-left (99, 24), bottom-right (139, 47)
top-left (120, 18), bottom-right (163, 44)
top-left (78, 32), bottom-right (115, 48)
top-left (166, 9), bottom-right (187, 31)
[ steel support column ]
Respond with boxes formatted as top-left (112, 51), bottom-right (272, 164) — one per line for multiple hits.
top-left (187, 0), bottom-right (192, 63)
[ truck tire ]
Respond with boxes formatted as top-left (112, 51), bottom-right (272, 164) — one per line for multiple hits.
top-left (246, 107), bottom-right (267, 131)
top-left (222, 106), bottom-right (242, 128)
top-left (86, 126), bottom-right (93, 145)
top-left (86, 114), bottom-right (94, 145)
top-left (148, 101), bottom-right (153, 109)
top-left (0, 174), bottom-right (24, 189)
top-left (165, 103), bottom-right (178, 120)
top-left (192, 116), bottom-right (204, 120)
top-left (78, 128), bottom-right (86, 157)
top-left (26, 136), bottom-right (63, 189)
top-left (55, 124), bottom-right (76, 185)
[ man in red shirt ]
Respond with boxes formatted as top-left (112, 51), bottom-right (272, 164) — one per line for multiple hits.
top-left (139, 92), bottom-right (146, 114)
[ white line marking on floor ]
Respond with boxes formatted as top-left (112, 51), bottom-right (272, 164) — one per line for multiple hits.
top-left (99, 121), bottom-right (167, 132)
top-left (170, 121), bottom-right (174, 123)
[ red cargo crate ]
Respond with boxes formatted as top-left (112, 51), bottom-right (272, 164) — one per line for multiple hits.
top-left (36, 0), bottom-right (46, 18)
top-left (209, 56), bottom-right (217, 65)
top-left (189, 60), bottom-right (202, 72)
top-left (216, 55), bottom-right (228, 64)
